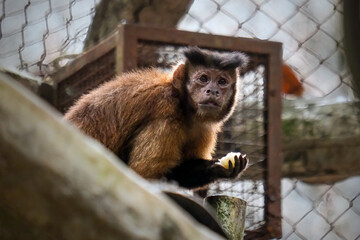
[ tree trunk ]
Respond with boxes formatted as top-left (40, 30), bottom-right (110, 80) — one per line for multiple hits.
top-left (84, 0), bottom-right (191, 49)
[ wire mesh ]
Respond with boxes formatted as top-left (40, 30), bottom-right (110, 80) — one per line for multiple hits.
top-left (0, 0), bottom-right (359, 239)
top-left (0, 0), bottom-right (100, 76)
top-left (178, 0), bottom-right (354, 102)
top-left (282, 177), bottom-right (360, 240)
top-left (0, 0), bottom-right (353, 100)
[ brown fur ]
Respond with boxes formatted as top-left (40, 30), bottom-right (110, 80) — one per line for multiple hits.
top-left (65, 47), bottom-right (248, 187)
top-left (65, 68), bottom-right (221, 178)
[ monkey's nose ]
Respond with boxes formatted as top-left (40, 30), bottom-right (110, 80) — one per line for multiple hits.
top-left (205, 89), bottom-right (219, 97)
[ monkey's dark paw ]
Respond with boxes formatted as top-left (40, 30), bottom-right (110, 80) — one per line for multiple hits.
top-left (215, 153), bottom-right (248, 179)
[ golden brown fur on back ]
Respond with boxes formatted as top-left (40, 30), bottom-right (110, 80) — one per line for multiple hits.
top-left (65, 68), bottom-right (219, 178)
top-left (65, 47), bottom-right (249, 189)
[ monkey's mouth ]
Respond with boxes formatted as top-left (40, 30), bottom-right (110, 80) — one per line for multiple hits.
top-left (199, 100), bottom-right (220, 108)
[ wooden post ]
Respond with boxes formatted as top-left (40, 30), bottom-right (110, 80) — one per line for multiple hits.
top-left (206, 195), bottom-right (247, 240)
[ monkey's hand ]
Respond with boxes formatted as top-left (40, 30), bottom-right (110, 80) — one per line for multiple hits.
top-left (215, 152), bottom-right (248, 179)
top-left (165, 154), bottom-right (249, 188)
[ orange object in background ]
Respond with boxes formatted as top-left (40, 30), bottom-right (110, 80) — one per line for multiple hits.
top-left (282, 64), bottom-right (304, 97)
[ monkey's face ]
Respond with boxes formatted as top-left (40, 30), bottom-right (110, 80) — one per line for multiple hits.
top-left (186, 66), bottom-right (237, 122)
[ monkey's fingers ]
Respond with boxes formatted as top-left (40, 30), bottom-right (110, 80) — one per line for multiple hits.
top-left (229, 154), bottom-right (249, 179)
top-left (228, 160), bottom-right (234, 173)
top-left (239, 154), bottom-right (249, 172)
top-left (230, 155), bottom-right (241, 178)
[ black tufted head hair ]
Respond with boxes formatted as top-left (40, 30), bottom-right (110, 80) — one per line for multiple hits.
top-left (184, 47), bottom-right (248, 71)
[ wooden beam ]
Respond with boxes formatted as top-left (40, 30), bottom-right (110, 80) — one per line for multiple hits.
top-left (0, 72), bottom-right (223, 240)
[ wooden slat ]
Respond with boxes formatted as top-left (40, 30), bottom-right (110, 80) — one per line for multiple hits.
top-left (50, 32), bottom-right (117, 84)
top-left (265, 42), bottom-right (283, 239)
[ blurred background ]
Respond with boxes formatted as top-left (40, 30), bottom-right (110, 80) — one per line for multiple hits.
top-left (0, 0), bottom-right (359, 239)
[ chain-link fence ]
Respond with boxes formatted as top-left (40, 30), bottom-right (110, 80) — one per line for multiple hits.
top-left (0, 0), bottom-right (99, 76)
top-left (0, 0), bottom-right (353, 102)
top-left (1, 0), bottom-right (359, 239)
top-left (178, 0), bottom-right (354, 103)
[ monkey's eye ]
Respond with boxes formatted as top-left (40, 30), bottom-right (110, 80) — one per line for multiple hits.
top-left (199, 75), bottom-right (209, 83)
top-left (218, 78), bottom-right (228, 86)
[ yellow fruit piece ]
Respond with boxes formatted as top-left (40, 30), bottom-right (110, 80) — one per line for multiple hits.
top-left (219, 152), bottom-right (239, 169)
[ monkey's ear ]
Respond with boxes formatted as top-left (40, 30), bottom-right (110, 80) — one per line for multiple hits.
top-left (172, 63), bottom-right (186, 91)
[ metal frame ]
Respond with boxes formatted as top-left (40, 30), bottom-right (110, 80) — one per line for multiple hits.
top-left (49, 23), bottom-right (283, 238)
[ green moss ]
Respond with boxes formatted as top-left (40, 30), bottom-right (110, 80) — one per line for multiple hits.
top-left (282, 118), bottom-right (317, 138)
top-left (210, 197), bottom-right (246, 240)
top-left (215, 199), bottom-right (234, 236)
top-left (282, 118), bottom-right (300, 137)
top-left (302, 119), bottom-right (316, 137)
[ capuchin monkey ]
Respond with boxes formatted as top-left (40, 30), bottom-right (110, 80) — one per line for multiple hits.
top-left (64, 47), bottom-right (249, 189)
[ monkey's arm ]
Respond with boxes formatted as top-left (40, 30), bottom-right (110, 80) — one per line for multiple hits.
top-left (165, 154), bottom-right (248, 189)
